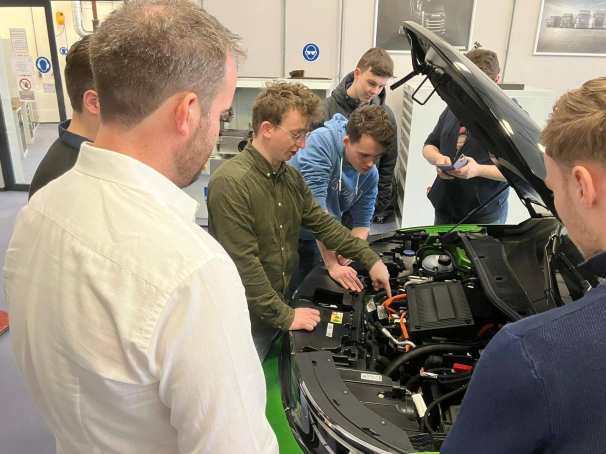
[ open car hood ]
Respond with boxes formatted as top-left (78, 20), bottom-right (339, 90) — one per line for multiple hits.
top-left (401, 21), bottom-right (556, 218)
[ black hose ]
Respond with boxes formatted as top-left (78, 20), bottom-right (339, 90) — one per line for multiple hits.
top-left (376, 355), bottom-right (390, 368)
top-left (373, 290), bottom-right (387, 301)
top-left (439, 373), bottom-right (472, 385)
top-left (405, 374), bottom-right (423, 392)
top-left (383, 344), bottom-right (474, 378)
top-left (423, 384), bottom-right (468, 435)
top-left (406, 370), bottom-right (472, 392)
top-left (368, 342), bottom-right (380, 370)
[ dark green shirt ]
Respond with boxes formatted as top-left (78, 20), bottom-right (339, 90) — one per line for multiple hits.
top-left (208, 143), bottom-right (380, 331)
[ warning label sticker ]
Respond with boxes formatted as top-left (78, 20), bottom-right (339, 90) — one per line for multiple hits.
top-left (330, 311), bottom-right (343, 324)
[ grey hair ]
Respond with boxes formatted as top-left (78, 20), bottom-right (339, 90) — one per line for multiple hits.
top-left (90, 0), bottom-right (243, 127)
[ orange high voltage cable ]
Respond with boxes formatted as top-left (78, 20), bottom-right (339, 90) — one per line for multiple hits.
top-left (383, 293), bottom-right (407, 314)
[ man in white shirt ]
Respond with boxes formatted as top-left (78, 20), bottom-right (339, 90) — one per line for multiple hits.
top-left (4, 1), bottom-right (278, 453)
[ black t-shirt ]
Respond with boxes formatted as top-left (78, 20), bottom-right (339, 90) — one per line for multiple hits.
top-left (425, 107), bottom-right (509, 222)
top-left (29, 120), bottom-right (88, 200)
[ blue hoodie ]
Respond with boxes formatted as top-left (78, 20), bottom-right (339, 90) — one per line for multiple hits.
top-left (290, 113), bottom-right (378, 232)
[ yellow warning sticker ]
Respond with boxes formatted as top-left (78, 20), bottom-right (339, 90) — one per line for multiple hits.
top-left (330, 311), bottom-right (343, 324)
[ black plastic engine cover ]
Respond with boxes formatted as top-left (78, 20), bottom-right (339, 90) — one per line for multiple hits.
top-left (289, 351), bottom-right (416, 453)
top-left (407, 281), bottom-right (475, 338)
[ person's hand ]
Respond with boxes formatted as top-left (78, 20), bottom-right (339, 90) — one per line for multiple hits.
top-left (369, 261), bottom-right (392, 297)
top-left (434, 155), bottom-right (454, 180)
top-left (449, 156), bottom-right (480, 180)
top-left (289, 307), bottom-right (321, 331)
top-left (328, 264), bottom-right (364, 292)
top-left (433, 154), bottom-right (451, 166)
top-left (337, 254), bottom-right (352, 266)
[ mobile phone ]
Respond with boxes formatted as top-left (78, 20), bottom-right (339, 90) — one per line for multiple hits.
top-left (436, 157), bottom-right (468, 172)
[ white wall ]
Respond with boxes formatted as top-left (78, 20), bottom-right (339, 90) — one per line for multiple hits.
top-left (505, 0), bottom-right (606, 97)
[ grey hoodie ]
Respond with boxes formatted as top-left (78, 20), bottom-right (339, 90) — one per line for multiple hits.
top-left (321, 72), bottom-right (398, 216)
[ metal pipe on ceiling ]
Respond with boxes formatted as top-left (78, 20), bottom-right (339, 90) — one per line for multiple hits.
top-left (71, 1), bottom-right (94, 37)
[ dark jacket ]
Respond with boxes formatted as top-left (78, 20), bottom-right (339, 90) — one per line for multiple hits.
top-left (29, 120), bottom-right (88, 200)
top-left (425, 107), bottom-right (508, 223)
top-left (322, 72), bottom-right (398, 215)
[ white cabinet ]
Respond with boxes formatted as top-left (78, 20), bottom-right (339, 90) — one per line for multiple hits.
top-left (204, 0), bottom-right (340, 79)
top-left (284, 0), bottom-right (340, 79)
top-left (203, 0), bottom-right (283, 78)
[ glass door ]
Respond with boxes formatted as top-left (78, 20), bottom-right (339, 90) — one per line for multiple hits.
top-left (0, 1), bottom-right (66, 189)
top-left (0, 1), bottom-right (127, 190)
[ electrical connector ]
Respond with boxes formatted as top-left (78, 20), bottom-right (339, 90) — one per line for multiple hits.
top-left (452, 363), bottom-right (473, 373)
top-left (412, 392), bottom-right (427, 417)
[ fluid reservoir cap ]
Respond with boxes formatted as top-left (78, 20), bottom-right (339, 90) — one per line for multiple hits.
top-left (403, 249), bottom-right (416, 257)
top-left (438, 254), bottom-right (452, 266)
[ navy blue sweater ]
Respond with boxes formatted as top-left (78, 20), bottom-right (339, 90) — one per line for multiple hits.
top-left (442, 251), bottom-right (606, 454)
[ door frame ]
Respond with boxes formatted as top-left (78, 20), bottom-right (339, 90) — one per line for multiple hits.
top-left (0, 0), bottom-right (67, 191)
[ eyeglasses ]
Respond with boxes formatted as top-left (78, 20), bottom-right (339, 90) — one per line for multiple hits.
top-left (274, 124), bottom-right (311, 143)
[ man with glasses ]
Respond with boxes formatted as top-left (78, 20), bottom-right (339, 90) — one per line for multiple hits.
top-left (208, 82), bottom-right (392, 360)
top-left (290, 105), bottom-right (394, 292)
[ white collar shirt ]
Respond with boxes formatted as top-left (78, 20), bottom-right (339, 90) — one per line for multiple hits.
top-left (4, 142), bottom-right (278, 454)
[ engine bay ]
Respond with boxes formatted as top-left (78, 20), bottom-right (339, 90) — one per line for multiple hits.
top-left (283, 218), bottom-right (590, 453)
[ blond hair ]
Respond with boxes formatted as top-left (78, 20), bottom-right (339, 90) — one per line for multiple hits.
top-left (541, 77), bottom-right (606, 166)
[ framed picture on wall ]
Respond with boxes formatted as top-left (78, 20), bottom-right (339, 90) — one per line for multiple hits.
top-left (374, 0), bottom-right (477, 53)
top-left (534, 0), bottom-right (606, 56)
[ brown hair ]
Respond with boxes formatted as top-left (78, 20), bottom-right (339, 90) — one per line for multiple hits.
top-left (541, 77), bottom-right (606, 166)
top-left (252, 81), bottom-right (322, 134)
top-left (65, 35), bottom-right (94, 113)
top-left (465, 48), bottom-right (500, 81)
top-left (347, 105), bottom-right (394, 149)
top-left (89, 0), bottom-right (243, 127)
top-left (356, 48), bottom-right (394, 78)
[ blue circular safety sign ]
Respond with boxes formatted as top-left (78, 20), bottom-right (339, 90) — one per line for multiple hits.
top-left (302, 43), bottom-right (320, 62)
top-left (59, 47), bottom-right (68, 56)
top-left (36, 56), bottom-right (51, 73)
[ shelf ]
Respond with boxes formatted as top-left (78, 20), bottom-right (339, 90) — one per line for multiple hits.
top-left (236, 77), bottom-right (334, 91)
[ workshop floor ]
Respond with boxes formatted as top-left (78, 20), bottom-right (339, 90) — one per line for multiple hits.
top-left (0, 190), bottom-right (55, 454)
top-left (22, 123), bottom-right (57, 183)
